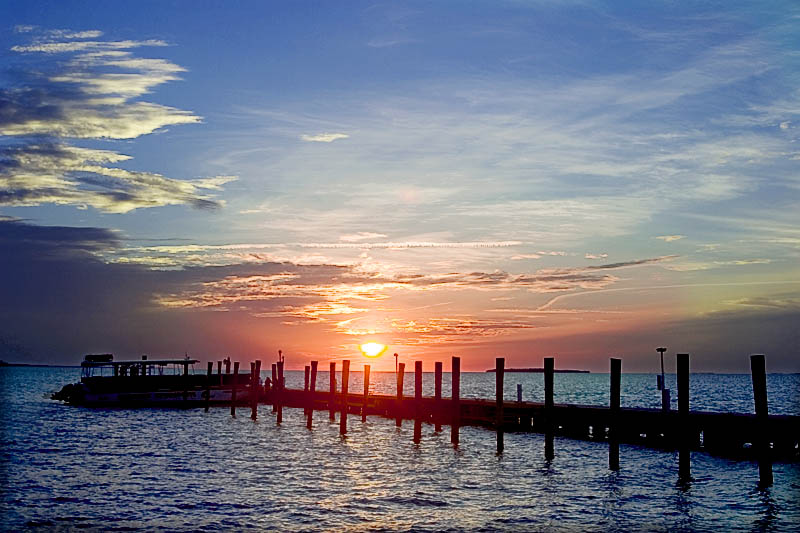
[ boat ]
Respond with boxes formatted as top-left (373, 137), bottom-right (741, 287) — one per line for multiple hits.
top-left (52, 354), bottom-right (257, 407)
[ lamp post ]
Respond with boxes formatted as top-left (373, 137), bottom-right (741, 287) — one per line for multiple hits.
top-left (394, 353), bottom-right (399, 374)
top-left (656, 347), bottom-right (666, 390)
top-left (656, 347), bottom-right (669, 412)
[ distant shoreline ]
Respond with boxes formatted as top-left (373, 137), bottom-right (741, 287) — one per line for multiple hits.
top-left (0, 361), bottom-right (77, 368)
top-left (485, 368), bottom-right (590, 373)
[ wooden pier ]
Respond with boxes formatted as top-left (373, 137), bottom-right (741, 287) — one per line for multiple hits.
top-left (214, 354), bottom-right (797, 487)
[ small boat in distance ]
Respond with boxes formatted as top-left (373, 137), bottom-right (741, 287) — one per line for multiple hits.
top-left (52, 354), bottom-right (255, 407)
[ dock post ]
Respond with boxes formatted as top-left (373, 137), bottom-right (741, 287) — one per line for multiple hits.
top-left (304, 365), bottom-right (310, 417)
top-left (544, 357), bottom-right (554, 460)
top-left (609, 358), bottom-right (621, 470)
top-left (396, 363), bottom-right (405, 427)
top-left (217, 360), bottom-right (222, 386)
top-left (225, 358), bottom-right (231, 374)
top-left (496, 357), bottom-right (505, 453)
top-left (271, 364), bottom-right (278, 413)
top-left (329, 362), bottom-right (336, 422)
top-left (340, 360), bottom-right (350, 435)
top-left (250, 362), bottom-right (256, 420)
top-left (307, 361), bottom-right (318, 429)
top-left (276, 360), bottom-right (284, 425)
top-left (252, 360), bottom-right (261, 420)
top-left (451, 356), bottom-right (461, 446)
top-left (362, 364), bottom-right (370, 422)
top-left (677, 353), bottom-right (690, 482)
top-left (205, 361), bottom-right (213, 412)
top-left (231, 361), bottom-right (239, 417)
top-left (750, 354), bottom-right (773, 487)
top-left (434, 362), bottom-right (443, 432)
top-left (414, 361), bottom-right (423, 444)
top-left (517, 384), bottom-right (522, 403)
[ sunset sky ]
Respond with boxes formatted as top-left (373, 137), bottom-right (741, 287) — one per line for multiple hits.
top-left (1, 1), bottom-right (798, 372)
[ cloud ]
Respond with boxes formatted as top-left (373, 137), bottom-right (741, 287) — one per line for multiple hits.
top-left (300, 132), bottom-right (350, 142)
top-left (339, 232), bottom-right (388, 242)
top-left (0, 28), bottom-right (233, 212)
top-left (656, 235), bottom-right (685, 242)
top-left (0, 143), bottom-right (236, 213)
top-left (585, 253), bottom-right (608, 260)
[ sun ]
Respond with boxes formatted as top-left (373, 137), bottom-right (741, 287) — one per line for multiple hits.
top-left (360, 342), bottom-right (388, 358)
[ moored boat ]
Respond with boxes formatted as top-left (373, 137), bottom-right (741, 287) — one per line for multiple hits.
top-left (53, 354), bottom-right (256, 407)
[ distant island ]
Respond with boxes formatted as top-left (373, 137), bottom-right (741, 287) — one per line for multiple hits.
top-left (485, 367), bottom-right (590, 373)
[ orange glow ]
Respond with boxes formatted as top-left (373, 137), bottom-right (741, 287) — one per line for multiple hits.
top-left (360, 342), bottom-right (388, 358)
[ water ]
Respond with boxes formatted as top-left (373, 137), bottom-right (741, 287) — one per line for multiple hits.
top-left (2, 367), bottom-right (798, 532)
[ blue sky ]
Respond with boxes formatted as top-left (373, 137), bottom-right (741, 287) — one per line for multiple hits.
top-left (1, 1), bottom-right (798, 371)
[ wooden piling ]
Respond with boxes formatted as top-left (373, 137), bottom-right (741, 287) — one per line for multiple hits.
top-left (271, 363), bottom-right (278, 413)
top-left (340, 360), bottom-right (350, 435)
top-left (362, 364), bottom-right (370, 422)
top-left (451, 356), bottom-right (461, 446)
top-left (329, 362), bottom-right (336, 422)
top-left (307, 360), bottom-right (318, 430)
top-left (252, 360), bottom-right (261, 420)
top-left (225, 358), bottom-right (231, 374)
top-left (205, 361), bottom-right (213, 412)
top-left (496, 357), bottom-right (505, 453)
top-left (414, 361), bottom-right (423, 444)
top-left (750, 354), bottom-right (773, 487)
top-left (517, 384), bottom-right (522, 403)
top-left (544, 357), bottom-right (554, 460)
top-left (304, 365), bottom-right (310, 416)
top-left (217, 360), bottom-right (222, 386)
top-left (677, 353), bottom-right (690, 481)
top-left (434, 361), bottom-right (443, 432)
top-left (230, 361), bottom-right (239, 417)
top-left (276, 360), bottom-right (284, 425)
top-left (250, 362), bottom-right (257, 420)
top-left (396, 362), bottom-right (405, 427)
top-left (609, 358), bottom-right (621, 470)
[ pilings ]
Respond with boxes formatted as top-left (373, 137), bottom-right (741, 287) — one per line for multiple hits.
top-left (434, 362), bottom-right (443, 432)
top-left (396, 362), bottom-right (405, 427)
top-left (362, 364), bottom-right (370, 423)
top-left (496, 357), bottom-right (504, 453)
top-left (205, 361), bottom-right (213, 413)
top-left (414, 361), bottom-right (422, 444)
top-left (677, 353), bottom-right (690, 482)
top-left (200, 353), bottom-right (792, 490)
top-left (329, 362), bottom-right (336, 422)
top-left (231, 361), bottom-right (239, 417)
top-left (340, 360), bottom-right (350, 435)
top-left (276, 360), bottom-right (284, 425)
top-left (750, 354), bottom-right (773, 487)
top-left (271, 364), bottom-right (278, 414)
top-left (251, 360), bottom-right (261, 420)
top-left (544, 357), bottom-right (554, 460)
top-left (307, 360), bottom-right (318, 429)
top-left (451, 356), bottom-right (461, 446)
top-left (609, 358), bottom-right (621, 470)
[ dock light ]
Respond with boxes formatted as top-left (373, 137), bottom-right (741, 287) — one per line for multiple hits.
top-left (656, 347), bottom-right (667, 390)
top-left (359, 343), bottom-right (388, 358)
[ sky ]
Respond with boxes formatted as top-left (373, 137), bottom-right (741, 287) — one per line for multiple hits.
top-left (1, 1), bottom-right (798, 372)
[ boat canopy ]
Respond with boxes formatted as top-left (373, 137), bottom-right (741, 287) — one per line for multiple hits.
top-left (81, 356), bottom-right (200, 378)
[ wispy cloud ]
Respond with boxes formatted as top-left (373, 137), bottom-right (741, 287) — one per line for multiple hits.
top-left (1, 28), bottom-right (234, 212)
top-left (339, 232), bottom-right (388, 242)
top-left (300, 132), bottom-right (349, 142)
top-left (656, 235), bottom-right (685, 242)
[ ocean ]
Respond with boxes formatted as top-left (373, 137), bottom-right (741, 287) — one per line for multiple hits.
top-left (1, 366), bottom-right (798, 531)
